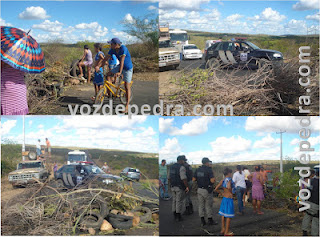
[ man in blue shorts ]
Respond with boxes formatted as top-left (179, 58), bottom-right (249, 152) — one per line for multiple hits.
top-left (101, 38), bottom-right (133, 113)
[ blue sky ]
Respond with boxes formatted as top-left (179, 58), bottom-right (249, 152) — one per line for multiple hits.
top-left (159, 0), bottom-right (319, 35)
top-left (1, 115), bottom-right (159, 153)
top-left (159, 117), bottom-right (320, 164)
top-left (1, 1), bottom-right (158, 43)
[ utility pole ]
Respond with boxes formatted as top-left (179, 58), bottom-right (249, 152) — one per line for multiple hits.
top-left (276, 130), bottom-right (286, 173)
top-left (22, 115), bottom-right (25, 161)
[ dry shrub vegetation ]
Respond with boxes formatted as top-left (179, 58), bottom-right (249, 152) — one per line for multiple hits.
top-left (2, 178), bottom-right (158, 236)
top-left (25, 41), bottom-right (158, 114)
top-left (161, 56), bottom-right (319, 116)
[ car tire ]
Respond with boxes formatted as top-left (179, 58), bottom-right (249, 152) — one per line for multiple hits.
top-left (205, 58), bottom-right (221, 69)
top-left (133, 206), bottom-right (152, 223)
top-left (107, 213), bottom-right (133, 229)
top-left (80, 212), bottom-right (104, 229)
top-left (28, 151), bottom-right (37, 160)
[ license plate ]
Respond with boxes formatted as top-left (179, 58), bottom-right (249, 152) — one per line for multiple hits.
top-left (159, 62), bottom-right (166, 67)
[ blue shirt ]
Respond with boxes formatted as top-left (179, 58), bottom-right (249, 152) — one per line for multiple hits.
top-left (95, 51), bottom-right (105, 72)
top-left (108, 54), bottom-right (118, 66)
top-left (108, 45), bottom-right (133, 70)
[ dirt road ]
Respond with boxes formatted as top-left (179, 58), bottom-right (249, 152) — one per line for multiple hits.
top-left (52, 79), bottom-right (158, 115)
top-left (160, 194), bottom-right (302, 236)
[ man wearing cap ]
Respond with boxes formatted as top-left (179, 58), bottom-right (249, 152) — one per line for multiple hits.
top-left (302, 165), bottom-right (319, 236)
top-left (169, 155), bottom-right (189, 221)
top-left (101, 38), bottom-right (133, 113)
top-left (193, 157), bottom-right (218, 226)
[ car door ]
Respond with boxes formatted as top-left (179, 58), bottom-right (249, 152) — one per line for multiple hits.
top-left (239, 42), bottom-right (255, 65)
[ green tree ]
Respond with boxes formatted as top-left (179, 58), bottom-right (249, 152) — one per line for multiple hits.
top-left (121, 15), bottom-right (159, 47)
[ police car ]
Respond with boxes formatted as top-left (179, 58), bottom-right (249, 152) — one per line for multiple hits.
top-left (205, 38), bottom-right (283, 69)
top-left (54, 163), bottom-right (122, 189)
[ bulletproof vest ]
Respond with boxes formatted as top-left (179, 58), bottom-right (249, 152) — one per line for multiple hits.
top-left (195, 165), bottom-right (211, 188)
top-left (185, 164), bottom-right (193, 182)
top-left (170, 163), bottom-right (184, 189)
top-left (309, 177), bottom-right (319, 205)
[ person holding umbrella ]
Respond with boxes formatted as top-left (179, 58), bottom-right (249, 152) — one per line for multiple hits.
top-left (1, 26), bottom-right (45, 115)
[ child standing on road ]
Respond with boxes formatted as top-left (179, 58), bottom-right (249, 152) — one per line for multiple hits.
top-left (215, 168), bottom-right (235, 236)
top-left (92, 43), bottom-right (105, 101)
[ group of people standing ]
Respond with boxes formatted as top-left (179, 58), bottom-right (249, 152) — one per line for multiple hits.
top-left (77, 38), bottom-right (133, 113)
top-left (36, 138), bottom-right (51, 159)
top-left (159, 156), bottom-right (271, 236)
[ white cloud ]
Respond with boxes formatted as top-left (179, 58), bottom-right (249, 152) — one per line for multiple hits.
top-left (290, 138), bottom-right (300, 146)
top-left (2, 116), bottom-right (157, 153)
top-left (123, 13), bottom-right (135, 24)
top-left (111, 29), bottom-right (140, 44)
top-left (245, 117), bottom-right (320, 134)
top-left (75, 22), bottom-right (99, 30)
top-left (58, 116), bottom-right (147, 131)
top-left (19, 6), bottom-right (50, 20)
top-left (148, 5), bottom-right (157, 11)
top-left (306, 13), bottom-right (320, 21)
top-left (250, 8), bottom-right (286, 22)
top-left (0, 18), bottom-right (13, 26)
top-left (253, 134), bottom-right (280, 149)
top-left (210, 136), bottom-right (252, 154)
top-left (28, 120), bottom-right (33, 127)
top-left (159, 0), bottom-right (210, 11)
top-left (293, 0), bottom-right (319, 11)
top-left (1, 120), bottom-right (17, 136)
top-left (206, 9), bottom-right (221, 21)
top-left (159, 117), bottom-right (213, 136)
top-left (159, 137), bottom-right (182, 162)
top-left (32, 20), bottom-right (64, 32)
top-left (226, 14), bottom-right (243, 22)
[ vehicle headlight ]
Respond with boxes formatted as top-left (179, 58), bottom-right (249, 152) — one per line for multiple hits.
top-left (8, 176), bottom-right (13, 181)
top-left (175, 54), bottom-right (180, 59)
top-left (273, 53), bottom-right (282, 58)
top-left (103, 179), bottom-right (114, 184)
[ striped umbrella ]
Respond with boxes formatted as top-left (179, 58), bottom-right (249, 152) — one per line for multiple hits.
top-left (1, 26), bottom-right (45, 73)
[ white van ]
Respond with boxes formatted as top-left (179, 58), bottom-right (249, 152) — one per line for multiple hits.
top-left (67, 150), bottom-right (88, 164)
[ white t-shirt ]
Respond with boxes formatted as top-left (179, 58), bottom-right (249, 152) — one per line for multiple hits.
top-left (243, 169), bottom-right (251, 180)
top-left (36, 141), bottom-right (41, 149)
top-left (232, 171), bottom-right (246, 189)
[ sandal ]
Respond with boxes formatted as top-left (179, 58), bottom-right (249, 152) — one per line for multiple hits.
top-left (257, 211), bottom-right (264, 215)
top-left (224, 232), bottom-right (234, 236)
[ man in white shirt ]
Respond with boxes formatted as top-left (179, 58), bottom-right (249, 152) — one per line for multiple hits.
top-left (233, 165), bottom-right (246, 215)
top-left (36, 139), bottom-right (41, 159)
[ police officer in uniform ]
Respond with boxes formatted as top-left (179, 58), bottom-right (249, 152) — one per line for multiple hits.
top-left (183, 160), bottom-right (194, 215)
top-left (169, 155), bottom-right (189, 221)
top-left (193, 157), bottom-right (218, 226)
top-left (302, 165), bottom-right (319, 236)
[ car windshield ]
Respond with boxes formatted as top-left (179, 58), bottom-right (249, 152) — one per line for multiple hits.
top-left (159, 40), bottom-right (172, 48)
top-left (84, 165), bottom-right (105, 174)
top-left (128, 168), bottom-right (139, 173)
top-left (246, 42), bottom-right (260, 50)
top-left (184, 45), bottom-right (198, 50)
top-left (170, 33), bottom-right (188, 41)
top-left (18, 162), bottom-right (42, 169)
top-left (68, 154), bottom-right (86, 163)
